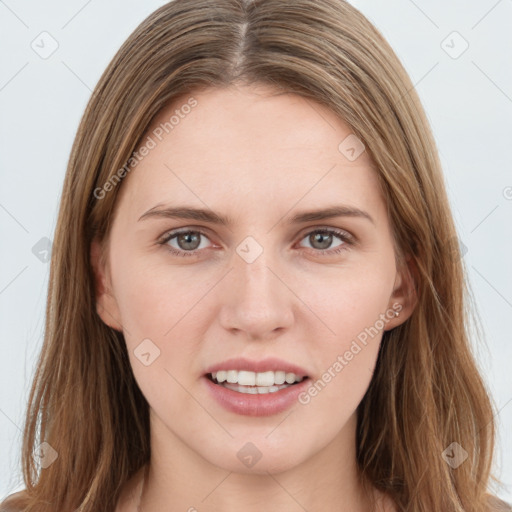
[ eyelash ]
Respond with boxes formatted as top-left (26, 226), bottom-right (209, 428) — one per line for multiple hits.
top-left (157, 227), bottom-right (354, 258)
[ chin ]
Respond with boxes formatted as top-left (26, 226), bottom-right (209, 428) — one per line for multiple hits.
top-left (222, 456), bottom-right (303, 476)
top-left (207, 438), bottom-right (309, 475)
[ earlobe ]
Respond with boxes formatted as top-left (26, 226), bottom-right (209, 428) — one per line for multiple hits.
top-left (90, 238), bottom-right (123, 332)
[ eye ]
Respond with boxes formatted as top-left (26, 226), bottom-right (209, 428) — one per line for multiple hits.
top-left (158, 229), bottom-right (211, 257)
top-left (297, 228), bottom-right (353, 256)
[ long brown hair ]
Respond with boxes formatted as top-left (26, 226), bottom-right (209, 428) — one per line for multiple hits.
top-left (1, 1), bottom-right (508, 510)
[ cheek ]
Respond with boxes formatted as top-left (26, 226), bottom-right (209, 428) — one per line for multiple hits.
top-left (299, 262), bottom-right (394, 399)
top-left (111, 247), bottom-right (200, 337)
top-left (307, 263), bottom-right (394, 345)
top-left (111, 260), bottom-right (206, 416)
top-left (110, 253), bottom-right (210, 381)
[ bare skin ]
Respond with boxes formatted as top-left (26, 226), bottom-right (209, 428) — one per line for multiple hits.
top-left (114, 464), bottom-right (398, 511)
top-left (92, 83), bottom-right (414, 511)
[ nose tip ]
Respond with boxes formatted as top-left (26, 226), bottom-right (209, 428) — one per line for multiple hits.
top-left (218, 254), bottom-right (295, 338)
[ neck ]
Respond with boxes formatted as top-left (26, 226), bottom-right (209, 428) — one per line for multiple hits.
top-left (136, 411), bottom-right (379, 512)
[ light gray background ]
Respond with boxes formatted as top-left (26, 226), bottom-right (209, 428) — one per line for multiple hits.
top-left (1, 0), bottom-right (511, 504)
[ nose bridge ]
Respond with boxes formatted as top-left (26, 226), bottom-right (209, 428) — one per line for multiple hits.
top-left (235, 236), bottom-right (282, 305)
top-left (219, 235), bottom-right (295, 336)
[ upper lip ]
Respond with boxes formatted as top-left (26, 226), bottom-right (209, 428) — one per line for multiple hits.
top-left (204, 357), bottom-right (309, 377)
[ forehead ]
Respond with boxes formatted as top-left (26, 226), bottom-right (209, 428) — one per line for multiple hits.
top-left (116, 84), bottom-right (382, 220)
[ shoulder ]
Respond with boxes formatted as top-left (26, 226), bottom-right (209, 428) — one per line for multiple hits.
top-left (0, 490), bottom-right (27, 512)
top-left (486, 493), bottom-right (512, 511)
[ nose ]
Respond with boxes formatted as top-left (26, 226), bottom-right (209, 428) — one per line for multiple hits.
top-left (218, 246), bottom-right (295, 340)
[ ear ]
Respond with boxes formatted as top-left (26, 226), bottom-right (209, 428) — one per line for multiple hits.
top-left (90, 237), bottom-right (123, 332)
top-left (384, 253), bottom-right (418, 331)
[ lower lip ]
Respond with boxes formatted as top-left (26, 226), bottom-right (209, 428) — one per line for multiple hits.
top-left (202, 375), bottom-right (310, 417)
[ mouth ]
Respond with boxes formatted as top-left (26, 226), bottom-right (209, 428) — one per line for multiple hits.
top-left (206, 370), bottom-right (310, 395)
top-left (202, 357), bottom-right (312, 415)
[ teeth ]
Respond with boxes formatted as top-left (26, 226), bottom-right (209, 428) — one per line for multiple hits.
top-left (274, 371), bottom-right (286, 385)
top-left (215, 371), bottom-right (227, 383)
top-left (226, 370), bottom-right (238, 383)
top-left (211, 370), bottom-right (305, 386)
top-left (239, 370), bottom-right (256, 386)
top-left (220, 382), bottom-right (290, 394)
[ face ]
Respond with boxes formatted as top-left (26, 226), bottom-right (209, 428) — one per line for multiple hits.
top-left (91, 83), bottom-right (414, 475)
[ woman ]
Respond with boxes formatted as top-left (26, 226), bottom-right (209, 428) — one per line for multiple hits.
top-left (1, 0), bottom-right (509, 511)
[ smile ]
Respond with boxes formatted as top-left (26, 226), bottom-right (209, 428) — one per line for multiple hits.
top-left (203, 371), bottom-right (311, 416)
top-left (209, 369), bottom-right (305, 394)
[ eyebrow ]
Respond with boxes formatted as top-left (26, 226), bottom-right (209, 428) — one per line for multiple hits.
top-left (138, 204), bottom-right (375, 226)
